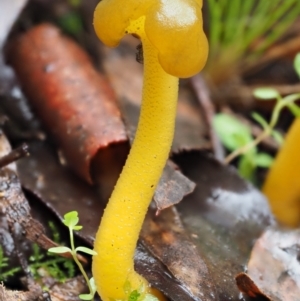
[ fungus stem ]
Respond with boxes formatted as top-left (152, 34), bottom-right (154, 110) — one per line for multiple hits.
top-left (92, 33), bottom-right (178, 301)
top-left (263, 118), bottom-right (300, 227)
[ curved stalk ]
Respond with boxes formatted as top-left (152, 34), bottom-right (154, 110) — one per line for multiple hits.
top-left (92, 28), bottom-right (178, 301)
top-left (263, 118), bottom-right (300, 227)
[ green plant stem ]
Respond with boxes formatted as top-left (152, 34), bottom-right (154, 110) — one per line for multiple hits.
top-left (225, 93), bottom-right (300, 164)
top-left (69, 228), bottom-right (94, 300)
top-left (224, 130), bottom-right (270, 164)
top-left (0, 267), bottom-right (22, 281)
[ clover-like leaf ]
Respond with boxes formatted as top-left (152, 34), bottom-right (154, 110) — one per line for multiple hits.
top-left (73, 225), bottom-right (83, 231)
top-left (253, 88), bottom-right (280, 100)
top-left (254, 152), bottom-right (274, 168)
top-left (213, 113), bottom-right (252, 151)
top-left (48, 246), bottom-right (72, 254)
top-left (75, 247), bottom-right (97, 256)
top-left (63, 211), bottom-right (80, 229)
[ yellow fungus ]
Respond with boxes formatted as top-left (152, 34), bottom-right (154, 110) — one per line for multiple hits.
top-left (263, 118), bottom-right (300, 227)
top-left (92, 1), bottom-right (208, 300)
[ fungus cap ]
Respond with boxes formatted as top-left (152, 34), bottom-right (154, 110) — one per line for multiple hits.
top-left (94, 0), bottom-right (208, 78)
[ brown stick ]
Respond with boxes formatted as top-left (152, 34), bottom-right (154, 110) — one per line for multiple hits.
top-left (190, 74), bottom-right (225, 160)
top-left (0, 143), bottom-right (29, 169)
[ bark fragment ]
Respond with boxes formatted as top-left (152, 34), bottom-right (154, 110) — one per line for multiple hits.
top-left (7, 23), bottom-right (128, 183)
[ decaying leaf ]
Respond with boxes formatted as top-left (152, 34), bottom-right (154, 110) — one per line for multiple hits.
top-left (17, 141), bottom-right (276, 300)
top-left (0, 283), bottom-right (46, 301)
top-left (17, 141), bottom-right (200, 301)
top-left (154, 161), bottom-right (196, 212)
top-left (235, 273), bottom-right (270, 300)
top-left (0, 131), bottom-right (63, 253)
top-left (117, 97), bottom-right (197, 210)
top-left (236, 228), bottom-right (300, 301)
top-left (135, 243), bottom-right (201, 301)
top-left (7, 23), bottom-right (197, 210)
top-left (7, 23), bottom-right (128, 184)
top-left (141, 207), bottom-right (218, 301)
top-left (17, 141), bottom-right (103, 245)
top-left (47, 276), bottom-right (87, 301)
top-left (173, 151), bottom-right (274, 300)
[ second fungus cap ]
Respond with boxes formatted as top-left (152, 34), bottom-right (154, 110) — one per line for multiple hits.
top-left (94, 0), bottom-right (208, 78)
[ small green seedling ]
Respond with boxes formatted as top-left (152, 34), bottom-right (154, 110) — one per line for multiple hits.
top-left (119, 281), bottom-right (159, 301)
top-left (213, 113), bottom-right (274, 182)
top-left (49, 211), bottom-right (97, 301)
top-left (214, 53), bottom-right (300, 183)
top-left (214, 89), bottom-right (300, 182)
top-left (31, 243), bottom-right (75, 283)
top-left (0, 223), bottom-right (75, 283)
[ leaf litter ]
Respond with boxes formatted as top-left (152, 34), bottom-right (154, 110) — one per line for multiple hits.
top-left (0, 1), bottom-right (300, 300)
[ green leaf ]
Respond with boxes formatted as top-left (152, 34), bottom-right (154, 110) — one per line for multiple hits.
top-left (48, 246), bottom-right (72, 254)
top-left (294, 52), bottom-right (300, 78)
top-left (251, 112), bottom-right (269, 131)
top-left (63, 211), bottom-right (80, 228)
top-left (254, 153), bottom-right (274, 168)
top-left (287, 102), bottom-right (300, 117)
top-left (238, 155), bottom-right (255, 182)
top-left (282, 93), bottom-right (300, 105)
top-left (213, 114), bottom-right (252, 151)
top-left (79, 294), bottom-right (93, 300)
top-left (89, 277), bottom-right (97, 294)
top-left (271, 130), bottom-right (284, 145)
top-left (75, 247), bottom-right (97, 256)
top-left (128, 290), bottom-right (140, 301)
top-left (73, 225), bottom-right (83, 231)
top-left (253, 88), bottom-right (280, 100)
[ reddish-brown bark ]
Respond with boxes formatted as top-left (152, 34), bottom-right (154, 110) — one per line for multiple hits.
top-left (8, 23), bottom-right (128, 183)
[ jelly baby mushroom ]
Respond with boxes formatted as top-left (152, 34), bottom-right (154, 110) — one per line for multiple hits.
top-left (263, 118), bottom-right (300, 227)
top-left (92, 1), bottom-right (208, 301)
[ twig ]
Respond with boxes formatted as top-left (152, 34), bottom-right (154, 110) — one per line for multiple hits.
top-left (224, 131), bottom-right (270, 164)
top-left (0, 143), bottom-right (29, 169)
top-left (190, 73), bottom-right (225, 160)
top-left (222, 107), bottom-right (281, 152)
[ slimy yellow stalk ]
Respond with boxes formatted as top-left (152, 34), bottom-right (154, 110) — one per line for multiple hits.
top-left (92, 1), bottom-right (208, 300)
top-left (263, 118), bottom-right (300, 227)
